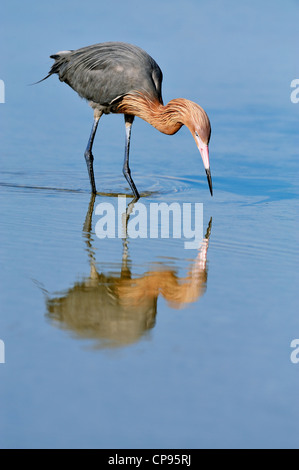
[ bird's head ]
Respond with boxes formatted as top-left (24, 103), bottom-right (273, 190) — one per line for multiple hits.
top-left (183, 101), bottom-right (213, 196)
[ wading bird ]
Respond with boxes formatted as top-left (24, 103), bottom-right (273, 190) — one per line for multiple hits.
top-left (40, 42), bottom-right (212, 198)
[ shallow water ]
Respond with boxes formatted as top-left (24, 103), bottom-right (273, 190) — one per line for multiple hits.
top-left (1, 0), bottom-right (299, 449)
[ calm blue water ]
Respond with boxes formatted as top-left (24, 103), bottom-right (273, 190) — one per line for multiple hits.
top-left (0, 0), bottom-right (299, 449)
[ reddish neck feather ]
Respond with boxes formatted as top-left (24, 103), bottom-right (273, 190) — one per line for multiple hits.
top-left (118, 93), bottom-right (194, 135)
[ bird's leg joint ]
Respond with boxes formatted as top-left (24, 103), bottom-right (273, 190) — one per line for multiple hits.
top-left (123, 164), bottom-right (131, 176)
top-left (123, 163), bottom-right (131, 176)
top-left (84, 149), bottom-right (94, 163)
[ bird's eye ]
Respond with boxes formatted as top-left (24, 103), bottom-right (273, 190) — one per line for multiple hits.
top-left (195, 131), bottom-right (199, 137)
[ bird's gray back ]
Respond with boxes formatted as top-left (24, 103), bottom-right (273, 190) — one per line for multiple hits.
top-left (49, 42), bottom-right (163, 108)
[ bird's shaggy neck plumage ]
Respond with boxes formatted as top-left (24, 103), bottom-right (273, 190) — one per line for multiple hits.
top-left (118, 93), bottom-right (207, 137)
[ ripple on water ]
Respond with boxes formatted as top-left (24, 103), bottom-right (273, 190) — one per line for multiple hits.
top-left (0, 171), bottom-right (203, 197)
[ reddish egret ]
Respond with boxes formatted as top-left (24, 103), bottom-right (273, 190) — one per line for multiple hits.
top-left (41, 42), bottom-right (212, 198)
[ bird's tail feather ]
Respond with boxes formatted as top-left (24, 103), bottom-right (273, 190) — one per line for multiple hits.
top-left (31, 73), bottom-right (53, 85)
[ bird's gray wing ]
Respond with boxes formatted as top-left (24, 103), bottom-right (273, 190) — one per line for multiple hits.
top-left (48, 42), bottom-right (163, 106)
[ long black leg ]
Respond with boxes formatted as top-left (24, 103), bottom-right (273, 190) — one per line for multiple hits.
top-left (123, 114), bottom-right (140, 200)
top-left (84, 114), bottom-right (102, 193)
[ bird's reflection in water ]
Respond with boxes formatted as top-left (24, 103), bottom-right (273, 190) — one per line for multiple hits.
top-left (46, 195), bottom-right (212, 348)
